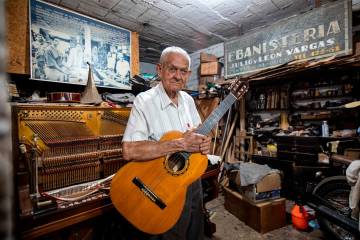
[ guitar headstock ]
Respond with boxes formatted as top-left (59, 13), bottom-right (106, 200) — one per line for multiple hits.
top-left (229, 78), bottom-right (249, 99)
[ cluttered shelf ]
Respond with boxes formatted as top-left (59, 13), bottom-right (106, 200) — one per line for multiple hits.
top-left (291, 95), bottom-right (353, 102)
top-left (247, 94), bottom-right (359, 139)
top-left (249, 109), bottom-right (288, 114)
top-left (291, 83), bottom-right (353, 95)
top-left (247, 64), bottom-right (359, 134)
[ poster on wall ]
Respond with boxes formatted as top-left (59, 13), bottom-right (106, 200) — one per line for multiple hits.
top-left (29, 0), bottom-right (131, 90)
top-left (225, 0), bottom-right (352, 78)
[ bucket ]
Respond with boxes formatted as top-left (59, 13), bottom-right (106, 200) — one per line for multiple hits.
top-left (291, 204), bottom-right (309, 231)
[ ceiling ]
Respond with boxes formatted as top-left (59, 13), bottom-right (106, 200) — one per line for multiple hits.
top-left (44, 0), bottom-right (360, 63)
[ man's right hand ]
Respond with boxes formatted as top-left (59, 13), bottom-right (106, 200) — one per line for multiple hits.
top-left (181, 129), bottom-right (208, 153)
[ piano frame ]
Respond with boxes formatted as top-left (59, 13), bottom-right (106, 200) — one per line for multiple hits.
top-left (12, 103), bottom-right (130, 239)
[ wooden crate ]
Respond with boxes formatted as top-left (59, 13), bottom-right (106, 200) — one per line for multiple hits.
top-left (200, 62), bottom-right (221, 76)
top-left (200, 52), bottom-right (218, 63)
top-left (223, 186), bottom-right (286, 233)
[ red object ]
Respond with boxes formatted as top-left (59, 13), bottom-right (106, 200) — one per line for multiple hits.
top-left (47, 92), bottom-right (81, 103)
top-left (291, 204), bottom-right (309, 231)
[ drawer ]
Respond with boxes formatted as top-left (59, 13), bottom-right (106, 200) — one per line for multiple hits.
top-left (275, 136), bottom-right (320, 146)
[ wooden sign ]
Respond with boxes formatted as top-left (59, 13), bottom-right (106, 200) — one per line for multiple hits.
top-left (225, 0), bottom-right (352, 78)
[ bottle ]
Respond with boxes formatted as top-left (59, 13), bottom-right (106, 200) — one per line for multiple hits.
top-left (258, 94), bottom-right (265, 110)
top-left (322, 121), bottom-right (329, 137)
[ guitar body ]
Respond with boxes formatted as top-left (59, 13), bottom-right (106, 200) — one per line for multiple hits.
top-left (110, 131), bottom-right (208, 235)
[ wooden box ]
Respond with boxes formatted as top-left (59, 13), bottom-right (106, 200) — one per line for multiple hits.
top-left (223, 186), bottom-right (286, 233)
top-left (200, 62), bottom-right (221, 76)
top-left (200, 52), bottom-right (218, 63)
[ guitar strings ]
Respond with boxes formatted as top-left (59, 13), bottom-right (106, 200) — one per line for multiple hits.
top-left (167, 93), bottom-right (239, 169)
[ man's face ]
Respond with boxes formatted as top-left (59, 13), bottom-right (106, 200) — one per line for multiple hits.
top-left (36, 34), bottom-right (44, 43)
top-left (157, 53), bottom-right (191, 96)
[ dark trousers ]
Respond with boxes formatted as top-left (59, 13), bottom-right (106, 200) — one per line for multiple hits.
top-left (111, 180), bottom-right (204, 240)
top-left (149, 179), bottom-right (205, 240)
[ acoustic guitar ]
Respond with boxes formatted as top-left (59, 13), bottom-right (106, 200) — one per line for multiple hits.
top-left (110, 78), bottom-right (248, 234)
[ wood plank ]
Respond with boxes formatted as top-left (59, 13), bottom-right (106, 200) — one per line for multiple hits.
top-left (21, 204), bottom-right (113, 239)
top-left (5, 0), bottom-right (29, 74)
top-left (131, 31), bottom-right (140, 76)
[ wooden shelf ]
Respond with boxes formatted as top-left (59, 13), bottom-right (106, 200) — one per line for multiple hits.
top-left (291, 84), bottom-right (344, 92)
top-left (292, 96), bottom-right (353, 102)
top-left (292, 108), bottom-right (339, 112)
top-left (250, 109), bottom-right (288, 114)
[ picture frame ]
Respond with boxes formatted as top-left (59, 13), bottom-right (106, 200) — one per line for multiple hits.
top-left (29, 0), bottom-right (132, 90)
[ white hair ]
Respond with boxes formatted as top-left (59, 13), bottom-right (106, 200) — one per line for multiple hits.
top-left (159, 46), bottom-right (191, 70)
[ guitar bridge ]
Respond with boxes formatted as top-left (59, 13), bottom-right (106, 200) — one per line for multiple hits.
top-left (132, 177), bottom-right (166, 209)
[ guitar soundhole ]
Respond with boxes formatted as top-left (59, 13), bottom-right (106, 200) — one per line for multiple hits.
top-left (166, 153), bottom-right (187, 175)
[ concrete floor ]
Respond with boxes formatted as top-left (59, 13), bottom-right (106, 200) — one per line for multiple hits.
top-left (205, 193), bottom-right (326, 240)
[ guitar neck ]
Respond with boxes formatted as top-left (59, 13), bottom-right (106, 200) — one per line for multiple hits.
top-left (196, 93), bottom-right (238, 136)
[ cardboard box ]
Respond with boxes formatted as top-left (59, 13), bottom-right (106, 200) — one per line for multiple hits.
top-left (228, 171), bottom-right (281, 192)
top-left (200, 52), bottom-right (218, 63)
top-left (200, 62), bottom-right (221, 76)
top-left (228, 171), bottom-right (281, 202)
top-left (223, 186), bottom-right (286, 233)
top-left (256, 172), bottom-right (281, 192)
top-left (243, 188), bottom-right (281, 202)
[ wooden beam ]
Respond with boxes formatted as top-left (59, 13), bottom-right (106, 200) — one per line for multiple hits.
top-left (5, 0), bottom-right (29, 74)
top-left (131, 31), bottom-right (140, 76)
top-left (239, 98), bottom-right (246, 161)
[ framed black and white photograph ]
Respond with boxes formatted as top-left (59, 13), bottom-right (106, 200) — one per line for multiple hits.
top-left (29, 0), bottom-right (132, 90)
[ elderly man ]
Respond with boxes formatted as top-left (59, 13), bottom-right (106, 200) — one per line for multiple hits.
top-left (44, 38), bottom-right (69, 81)
top-left (122, 46), bottom-right (211, 239)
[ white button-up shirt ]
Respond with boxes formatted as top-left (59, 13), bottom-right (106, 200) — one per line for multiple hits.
top-left (123, 82), bottom-right (201, 142)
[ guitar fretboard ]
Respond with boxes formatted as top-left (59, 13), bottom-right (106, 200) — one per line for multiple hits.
top-left (196, 93), bottom-right (237, 136)
top-left (180, 93), bottom-right (237, 160)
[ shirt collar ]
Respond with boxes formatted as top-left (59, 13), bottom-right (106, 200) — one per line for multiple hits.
top-left (157, 82), bottom-right (183, 110)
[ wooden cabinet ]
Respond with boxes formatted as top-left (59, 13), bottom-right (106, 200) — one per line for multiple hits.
top-left (247, 84), bottom-right (289, 112)
top-left (275, 136), bottom-right (322, 164)
top-left (245, 57), bottom-right (360, 176)
top-left (247, 67), bottom-right (359, 134)
top-left (289, 76), bottom-right (357, 123)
